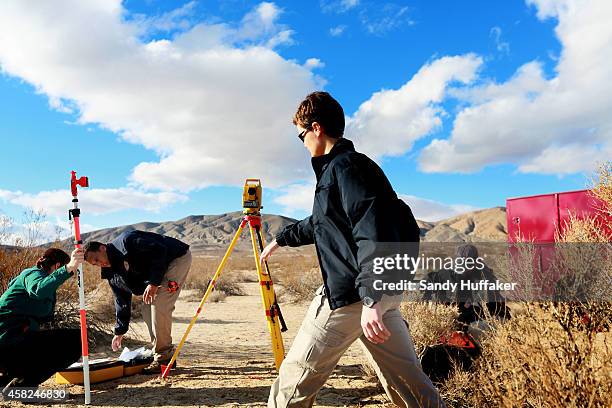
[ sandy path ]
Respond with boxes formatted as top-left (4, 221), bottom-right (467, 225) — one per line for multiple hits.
top-left (7, 283), bottom-right (393, 407)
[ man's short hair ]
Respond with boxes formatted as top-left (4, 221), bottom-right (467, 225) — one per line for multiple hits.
top-left (293, 91), bottom-right (345, 138)
top-left (83, 241), bottom-right (104, 259)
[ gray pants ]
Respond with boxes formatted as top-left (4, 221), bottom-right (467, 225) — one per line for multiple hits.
top-left (268, 286), bottom-right (445, 408)
top-left (142, 250), bottom-right (192, 361)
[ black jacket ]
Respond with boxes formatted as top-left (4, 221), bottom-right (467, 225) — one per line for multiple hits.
top-left (422, 267), bottom-right (511, 325)
top-left (275, 138), bottom-right (420, 309)
top-left (101, 230), bottom-right (189, 335)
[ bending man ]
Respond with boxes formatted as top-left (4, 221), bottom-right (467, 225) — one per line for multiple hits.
top-left (84, 230), bottom-right (191, 374)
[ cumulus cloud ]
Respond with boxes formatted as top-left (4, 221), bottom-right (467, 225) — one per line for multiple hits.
top-left (0, 188), bottom-right (187, 217)
top-left (0, 0), bottom-right (317, 192)
top-left (273, 182), bottom-right (477, 221)
top-left (518, 143), bottom-right (612, 174)
top-left (131, 0), bottom-right (198, 35)
top-left (235, 2), bottom-right (295, 47)
top-left (490, 26), bottom-right (510, 54)
top-left (419, 0), bottom-right (612, 175)
top-left (273, 182), bottom-right (316, 215)
top-left (329, 25), bottom-right (347, 37)
top-left (0, 210), bottom-right (102, 245)
top-left (346, 54), bottom-right (483, 160)
top-left (321, 0), bottom-right (360, 14)
top-left (304, 58), bottom-right (325, 70)
top-left (399, 195), bottom-right (478, 222)
top-left (322, 1), bottom-right (412, 35)
top-left (359, 3), bottom-right (414, 35)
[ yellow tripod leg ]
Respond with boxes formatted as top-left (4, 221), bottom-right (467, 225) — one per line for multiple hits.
top-left (248, 224), bottom-right (285, 371)
top-left (162, 222), bottom-right (245, 378)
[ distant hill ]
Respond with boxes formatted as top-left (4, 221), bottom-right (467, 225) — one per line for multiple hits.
top-left (419, 207), bottom-right (508, 242)
top-left (68, 207), bottom-right (508, 254)
top-left (76, 211), bottom-right (298, 253)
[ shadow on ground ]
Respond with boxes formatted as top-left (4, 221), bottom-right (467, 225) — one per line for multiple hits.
top-left (60, 364), bottom-right (385, 407)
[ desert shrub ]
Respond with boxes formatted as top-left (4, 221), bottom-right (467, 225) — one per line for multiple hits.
top-left (365, 162), bottom-right (612, 407)
top-left (182, 256), bottom-right (246, 302)
top-left (400, 302), bottom-right (460, 356)
top-left (431, 162), bottom-right (612, 407)
top-left (268, 253), bottom-right (321, 302)
top-left (591, 162), bottom-right (612, 217)
top-left (0, 212), bottom-right (112, 350)
top-left (183, 252), bottom-right (321, 302)
top-left (465, 303), bottom-right (611, 408)
top-left (0, 247), bottom-right (42, 293)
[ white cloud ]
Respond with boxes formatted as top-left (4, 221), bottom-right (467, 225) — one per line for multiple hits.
top-left (518, 143), bottom-right (612, 175)
top-left (347, 54), bottom-right (483, 160)
top-left (0, 1), bottom-right (317, 192)
top-left (0, 212), bottom-right (75, 245)
top-left (321, 0), bottom-right (360, 14)
top-left (419, 0), bottom-right (612, 175)
top-left (490, 26), bottom-right (510, 54)
top-left (273, 182), bottom-right (316, 215)
top-left (236, 2), bottom-right (295, 47)
top-left (304, 58), bottom-right (325, 70)
top-left (359, 3), bottom-right (414, 35)
top-left (273, 183), bottom-right (477, 222)
top-left (0, 188), bottom-right (187, 218)
top-left (132, 1), bottom-right (198, 35)
top-left (329, 25), bottom-right (347, 37)
top-left (527, 0), bottom-right (569, 19)
top-left (323, 1), bottom-right (412, 35)
top-left (399, 195), bottom-right (478, 222)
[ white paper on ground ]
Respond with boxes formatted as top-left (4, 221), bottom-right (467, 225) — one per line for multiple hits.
top-left (118, 347), bottom-right (153, 362)
top-left (67, 358), bottom-right (114, 369)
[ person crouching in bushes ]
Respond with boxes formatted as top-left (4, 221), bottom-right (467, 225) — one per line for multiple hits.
top-left (420, 244), bottom-right (511, 382)
top-left (0, 247), bottom-right (84, 389)
top-left (423, 244), bottom-right (511, 341)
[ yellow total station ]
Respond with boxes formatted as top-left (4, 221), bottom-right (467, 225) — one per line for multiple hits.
top-left (243, 178), bottom-right (262, 215)
top-left (162, 178), bottom-right (287, 378)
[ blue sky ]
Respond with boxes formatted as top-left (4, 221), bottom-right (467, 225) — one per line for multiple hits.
top-left (0, 0), bottom-right (609, 242)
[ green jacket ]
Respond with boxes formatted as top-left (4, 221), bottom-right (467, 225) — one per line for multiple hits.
top-left (0, 265), bottom-right (73, 347)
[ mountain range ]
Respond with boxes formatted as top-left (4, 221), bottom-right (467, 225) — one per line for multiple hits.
top-left (75, 207), bottom-right (508, 253)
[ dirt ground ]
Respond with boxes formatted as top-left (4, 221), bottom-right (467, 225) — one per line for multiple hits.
top-left (6, 282), bottom-right (393, 408)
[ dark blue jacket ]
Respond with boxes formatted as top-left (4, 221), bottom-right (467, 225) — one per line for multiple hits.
top-left (275, 138), bottom-right (420, 309)
top-left (101, 230), bottom-right (189, 335)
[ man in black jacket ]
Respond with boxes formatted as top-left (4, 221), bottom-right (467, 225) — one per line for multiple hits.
top-left (84, 230), bottom-right (191, 373)
top-left (261, 92), bottom-right (444, 407)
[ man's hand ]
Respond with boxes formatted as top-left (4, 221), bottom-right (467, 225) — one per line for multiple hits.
top-left (66, 248), bottom-right (85, 273)
top-left (361, 304), bottom-right (391, 344)
top-left (143, 284), bottom-right (158, 304)
top-left (260, 240), bottom-right (280, 273)
top-left (111, 334), bottom-right (123, 351)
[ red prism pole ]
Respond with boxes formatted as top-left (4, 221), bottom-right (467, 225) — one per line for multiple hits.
top-left (69, 171), bottom-right (91, 405)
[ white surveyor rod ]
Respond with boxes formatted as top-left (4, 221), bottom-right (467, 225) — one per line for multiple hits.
top-left (69, 171), bottom-right (91, 405)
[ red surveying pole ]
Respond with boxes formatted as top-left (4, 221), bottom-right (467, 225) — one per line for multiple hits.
top-left (69, 171), bottom-right (91, 405)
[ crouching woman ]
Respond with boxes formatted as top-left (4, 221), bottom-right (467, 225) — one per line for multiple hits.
top-left (0, 247), bottom-right (84, 388)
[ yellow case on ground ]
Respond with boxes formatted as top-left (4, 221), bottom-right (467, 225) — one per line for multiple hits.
top-left (55, 360), bottom-right (124, 385)
top-left (123, 363), bottom-right (149, 376)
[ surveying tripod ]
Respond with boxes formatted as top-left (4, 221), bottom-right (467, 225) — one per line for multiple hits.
top-left (162, 179), bottom-right (287, 378)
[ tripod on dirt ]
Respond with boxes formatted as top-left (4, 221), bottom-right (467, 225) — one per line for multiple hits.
top-left (162, 179), bottom-right (287, 379)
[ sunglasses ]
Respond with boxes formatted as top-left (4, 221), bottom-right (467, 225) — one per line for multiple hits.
top-left (298, 127), bottom-right (310, 142)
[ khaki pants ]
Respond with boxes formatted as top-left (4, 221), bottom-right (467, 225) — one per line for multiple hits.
top-left (268, 286), bottom-right (445, 408)
top-left (142, 250), bottom-right (192, 361)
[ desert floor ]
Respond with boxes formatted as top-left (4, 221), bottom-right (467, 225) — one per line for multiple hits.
top-left (7, 282), bottom-right (393, 408)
